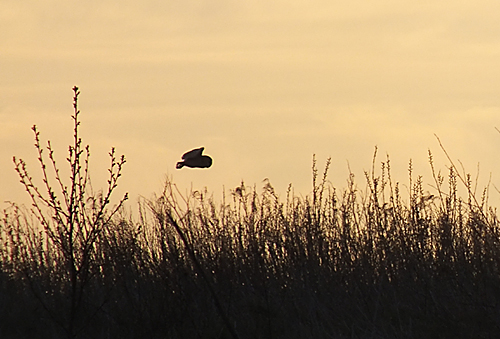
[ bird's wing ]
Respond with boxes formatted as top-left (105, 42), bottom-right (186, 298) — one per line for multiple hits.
top-left (182, 147), bottom-right (204, 159)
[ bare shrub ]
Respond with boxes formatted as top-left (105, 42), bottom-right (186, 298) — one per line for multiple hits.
top-left (10, 86), bottom-right (127, 339)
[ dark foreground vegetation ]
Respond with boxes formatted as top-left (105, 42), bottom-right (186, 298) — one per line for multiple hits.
top-left (2, 88), bottom-right (500, 338)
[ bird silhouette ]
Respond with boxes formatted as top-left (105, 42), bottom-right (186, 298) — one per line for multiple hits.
top-left (176, 147), bottom-right (213, 169)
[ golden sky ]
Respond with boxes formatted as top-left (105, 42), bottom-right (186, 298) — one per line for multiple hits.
top-left (2, 0), bottom-right (500, 207)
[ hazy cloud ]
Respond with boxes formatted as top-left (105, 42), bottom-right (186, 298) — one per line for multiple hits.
top-left (3, 0), bottom-right (500, 207)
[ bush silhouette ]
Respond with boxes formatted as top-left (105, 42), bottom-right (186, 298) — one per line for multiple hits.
top-left (2, 88), bottom-right (500, 338)
top-left (10, 86), bottom-right (127, 339)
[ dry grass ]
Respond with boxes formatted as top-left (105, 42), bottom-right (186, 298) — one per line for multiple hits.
top-left (2, 88), bottom-right (500, 338)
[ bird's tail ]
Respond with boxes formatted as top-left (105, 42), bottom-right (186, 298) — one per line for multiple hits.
top-left (176, 162), bottom-right (184, 169)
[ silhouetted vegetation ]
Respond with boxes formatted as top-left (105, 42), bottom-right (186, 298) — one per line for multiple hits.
top-left (2, 88), bottom-right (500, 338)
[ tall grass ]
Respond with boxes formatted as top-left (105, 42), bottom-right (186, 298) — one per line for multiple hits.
top-left (2, 88), bottom-right (500, 338)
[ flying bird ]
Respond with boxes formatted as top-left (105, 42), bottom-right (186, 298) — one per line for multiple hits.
top-left (176, 147), bottom-right (213, 169)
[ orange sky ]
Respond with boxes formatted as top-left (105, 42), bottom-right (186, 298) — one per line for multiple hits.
top-left (2, 1), bottom-right (500, 208)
